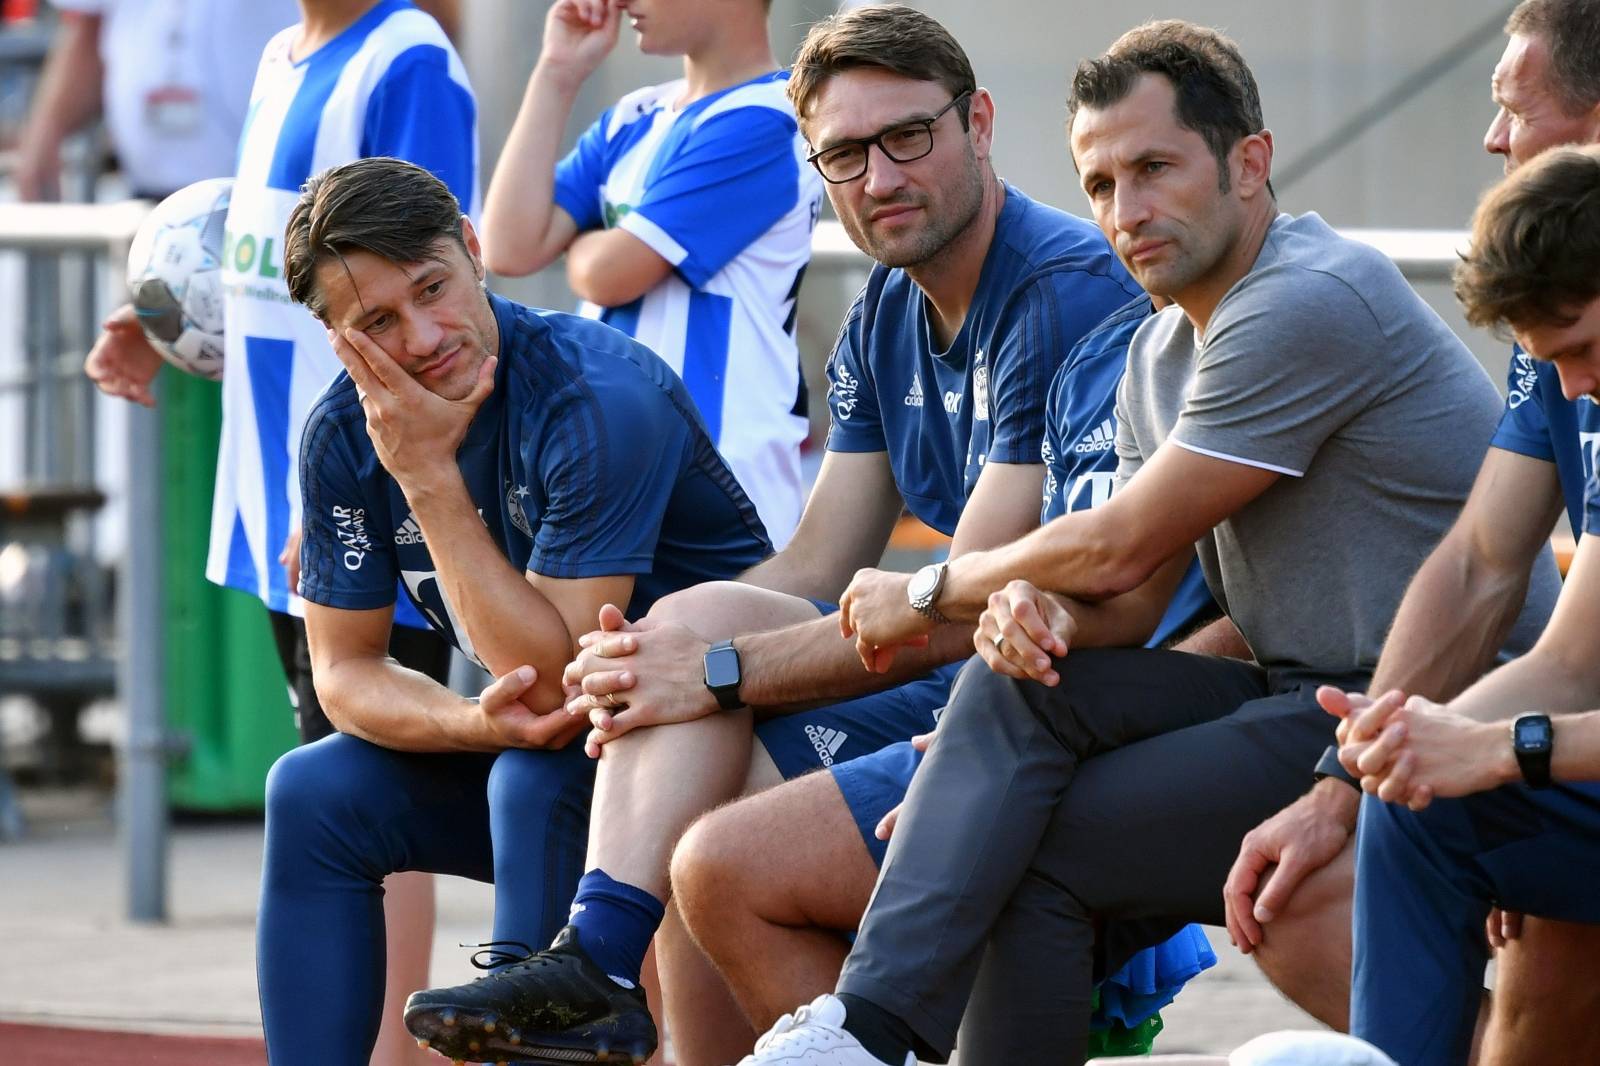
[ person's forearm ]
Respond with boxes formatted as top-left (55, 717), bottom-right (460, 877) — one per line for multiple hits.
top-left (1448, 645), bottom-right (1600, 724)
top-left (319, 655), bottom-right (495, 752)
top-left (480, 64), bottom-right (584, 276)
top-left (402, 474), bottom-right (573, 710)
top-left (1371, 530), bottom-right (1531, 701)
top-left (15, 14), bottom-right (102, 199)
top-left (1553, 710), bottom-right (1600, 781)
top-left (738, 542), bottom-right (855, 604)
top-left (740, 615), bottom-right (974, 715)
top-left (939, 509), bottom-right (1154, 622)
top-left (1172, 614), bottom-right (1252, 659)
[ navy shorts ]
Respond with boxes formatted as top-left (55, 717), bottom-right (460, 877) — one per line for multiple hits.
top-left (753, 660), bottom-right (961, 864)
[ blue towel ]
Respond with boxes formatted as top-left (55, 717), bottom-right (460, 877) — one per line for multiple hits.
top-left (1093, 923), bottom-right (1216, 1029)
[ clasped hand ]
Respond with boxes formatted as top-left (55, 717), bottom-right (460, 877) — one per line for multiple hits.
top-left (1324, 686), bottom-right (1506, 811)
top-left (974, 579), bottom-right (1073, 685)
top-left (838, 568), bottom-right (932, 672)
top-left (559, 604), bottom-right (721, 758)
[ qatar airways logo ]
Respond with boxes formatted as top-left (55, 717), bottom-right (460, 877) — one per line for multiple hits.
top-left (332, 505), bottom-right (372, 571)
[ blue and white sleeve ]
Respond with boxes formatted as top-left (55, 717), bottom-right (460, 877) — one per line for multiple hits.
top-left (1489, 347), bottom-right (1556, 462)
top-left (362, 43), bottom-right (478, 211)
top-left (623, 108), bottom-right (800, 287)
top-left (552, 110), bottom-right (613, 232)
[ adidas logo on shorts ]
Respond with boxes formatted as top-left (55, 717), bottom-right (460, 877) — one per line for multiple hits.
top-left (1074, 418), bottom-right (1116, 454)
top-left (805, 725), bottom-right (849, 767)
top-left (394, 516), bottom-right (426, 546)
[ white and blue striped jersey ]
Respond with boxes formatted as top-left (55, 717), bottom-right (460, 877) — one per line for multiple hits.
top-left (206, 0), bottom-right (478, 619)
top-left (554, 71), bottom-right (822, 547)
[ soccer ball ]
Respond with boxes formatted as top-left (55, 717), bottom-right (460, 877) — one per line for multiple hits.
top-left (126, 178), bottom-right (232, 381)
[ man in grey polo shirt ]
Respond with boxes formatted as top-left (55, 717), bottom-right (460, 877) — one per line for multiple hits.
top-left (734, 18), bottom-right (1559, 1066)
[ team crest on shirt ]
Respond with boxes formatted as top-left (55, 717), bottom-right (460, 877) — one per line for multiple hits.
top-left (506, 482), bottom-right (533, 537)
top-left (972, 355), bottom-right (990, 422)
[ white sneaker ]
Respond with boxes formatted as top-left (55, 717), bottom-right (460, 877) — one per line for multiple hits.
top-left (733, 994), bottom-right (915, 1066)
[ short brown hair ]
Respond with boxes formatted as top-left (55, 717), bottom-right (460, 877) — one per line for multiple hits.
top-left (1455, 144), bottom-right (1600, 334)
top-left (787, 4), bottom-right (975, 126)
top-left (284, 157), bottom-right (465, 321)
top-left (1506, 0), bottom-right (1600, 114)
top-left (1068, 20), bottom-right (1267, 193)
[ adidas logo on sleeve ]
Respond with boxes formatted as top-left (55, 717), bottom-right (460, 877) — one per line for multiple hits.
top-left (1074, 418), bottom-right (1116, 454)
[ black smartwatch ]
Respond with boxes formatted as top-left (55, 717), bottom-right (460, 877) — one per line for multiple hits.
top-left (703, 639), bottom-right (744, 711)
top-left (1511, 713), bottom-right (1554, 789)
top-left (1312, 744), bottom-right (1361, 791)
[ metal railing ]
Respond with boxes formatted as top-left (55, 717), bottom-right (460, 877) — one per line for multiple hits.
top-left (0, 199), bottom-right (165, 921)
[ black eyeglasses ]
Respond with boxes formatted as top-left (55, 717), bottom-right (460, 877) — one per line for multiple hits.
top-left (806, 91), bottom-right (973, 185)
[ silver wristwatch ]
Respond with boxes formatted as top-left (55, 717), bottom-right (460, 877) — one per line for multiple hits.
top-left (907, 561), bottom-right (952, 624)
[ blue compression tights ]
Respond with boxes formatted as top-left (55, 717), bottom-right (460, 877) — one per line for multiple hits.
top-left (257, 733), bottom-right (594, 1065)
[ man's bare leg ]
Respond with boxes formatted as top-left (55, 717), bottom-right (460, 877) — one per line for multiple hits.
top-left (1250, 847), bottom-right (1353, 1030)
top-left (373, 871), bottom-right (435, 1066)
top-left (1250, 843), bottom-right (1600, 1064)
top-left (672, 767), bottom-right (879, 1032)
top-left (656, 744), bottom-right (787, 1066)
top-left (584, 583), bottom-right (820, 899)
top-left (1480, 919), bottom-right (1600, 1066)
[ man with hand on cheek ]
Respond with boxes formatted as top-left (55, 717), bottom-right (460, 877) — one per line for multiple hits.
top-left (1327, 143), bottom-right (1600, 1066)
top-left (255, 156), bottom-right (770, 1066)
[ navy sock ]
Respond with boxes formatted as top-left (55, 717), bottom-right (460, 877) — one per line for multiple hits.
top-left (838, 993), bottom-right (918, 1065)
top-left (564, 869), bottom-right (665, 987)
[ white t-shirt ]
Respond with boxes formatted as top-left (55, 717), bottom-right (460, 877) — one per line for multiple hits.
top-left (205, 0), bottom-right (478, 617)
top-left (56, 0), bottom-right (299, 194)
top-left (553, 72), bottom-right (822, 547)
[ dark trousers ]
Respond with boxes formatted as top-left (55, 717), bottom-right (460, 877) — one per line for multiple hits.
top-left (1352, 785), bottom-right (1600, 1066)
top-left (267, 610), bottom-right (453, 743)
top-left (838, 648), bottom-right (1355, 1063)
top-left (258, 734), bottom-right (594, 1065)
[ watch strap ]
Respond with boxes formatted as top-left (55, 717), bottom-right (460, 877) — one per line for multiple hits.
top-left (1312, 744), bottom-right (1361, 791)
top-left (1512, 714), bottom-right (1554, 789)
top-left (704, 639), bottom-right (744, 712)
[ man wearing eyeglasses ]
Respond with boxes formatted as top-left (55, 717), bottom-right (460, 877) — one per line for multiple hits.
top-left (400, 5), bottom-right (1179, 1063)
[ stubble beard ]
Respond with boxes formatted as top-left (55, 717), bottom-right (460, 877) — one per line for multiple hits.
top-left (845, 160), bottom-right (988, 270)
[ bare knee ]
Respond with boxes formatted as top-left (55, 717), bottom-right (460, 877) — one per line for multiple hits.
top-left (1489, 919), bottom-right (1600, 1048)
top-left (673, 806), bottom-right (756, 934)
top-left (1252, 847), bottom-right (1354, 1031)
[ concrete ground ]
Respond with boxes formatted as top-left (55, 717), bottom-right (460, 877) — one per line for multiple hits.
top-left (0, 786), bottom-right (1325, 1062)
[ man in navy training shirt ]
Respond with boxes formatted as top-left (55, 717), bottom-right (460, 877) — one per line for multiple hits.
top-left (1222, 3), bottom-right (1600, 1059)
top-left (1329, 143), bottom-right (1600, 1066)
top-left (256, 156), bottom-right (769, 1066)
top-left (404, 7), bottom-right (1235, 1064)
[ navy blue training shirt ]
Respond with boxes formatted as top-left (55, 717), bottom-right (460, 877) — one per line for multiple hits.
top-left (1042, 295), bottom-right (1214, 646)
top-left (1492, 347), bottom-right (1600, 537)
top-left (824, 183), bottom-right (1142, 535)
top-left (298, 293), bottom-right (772, 664)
